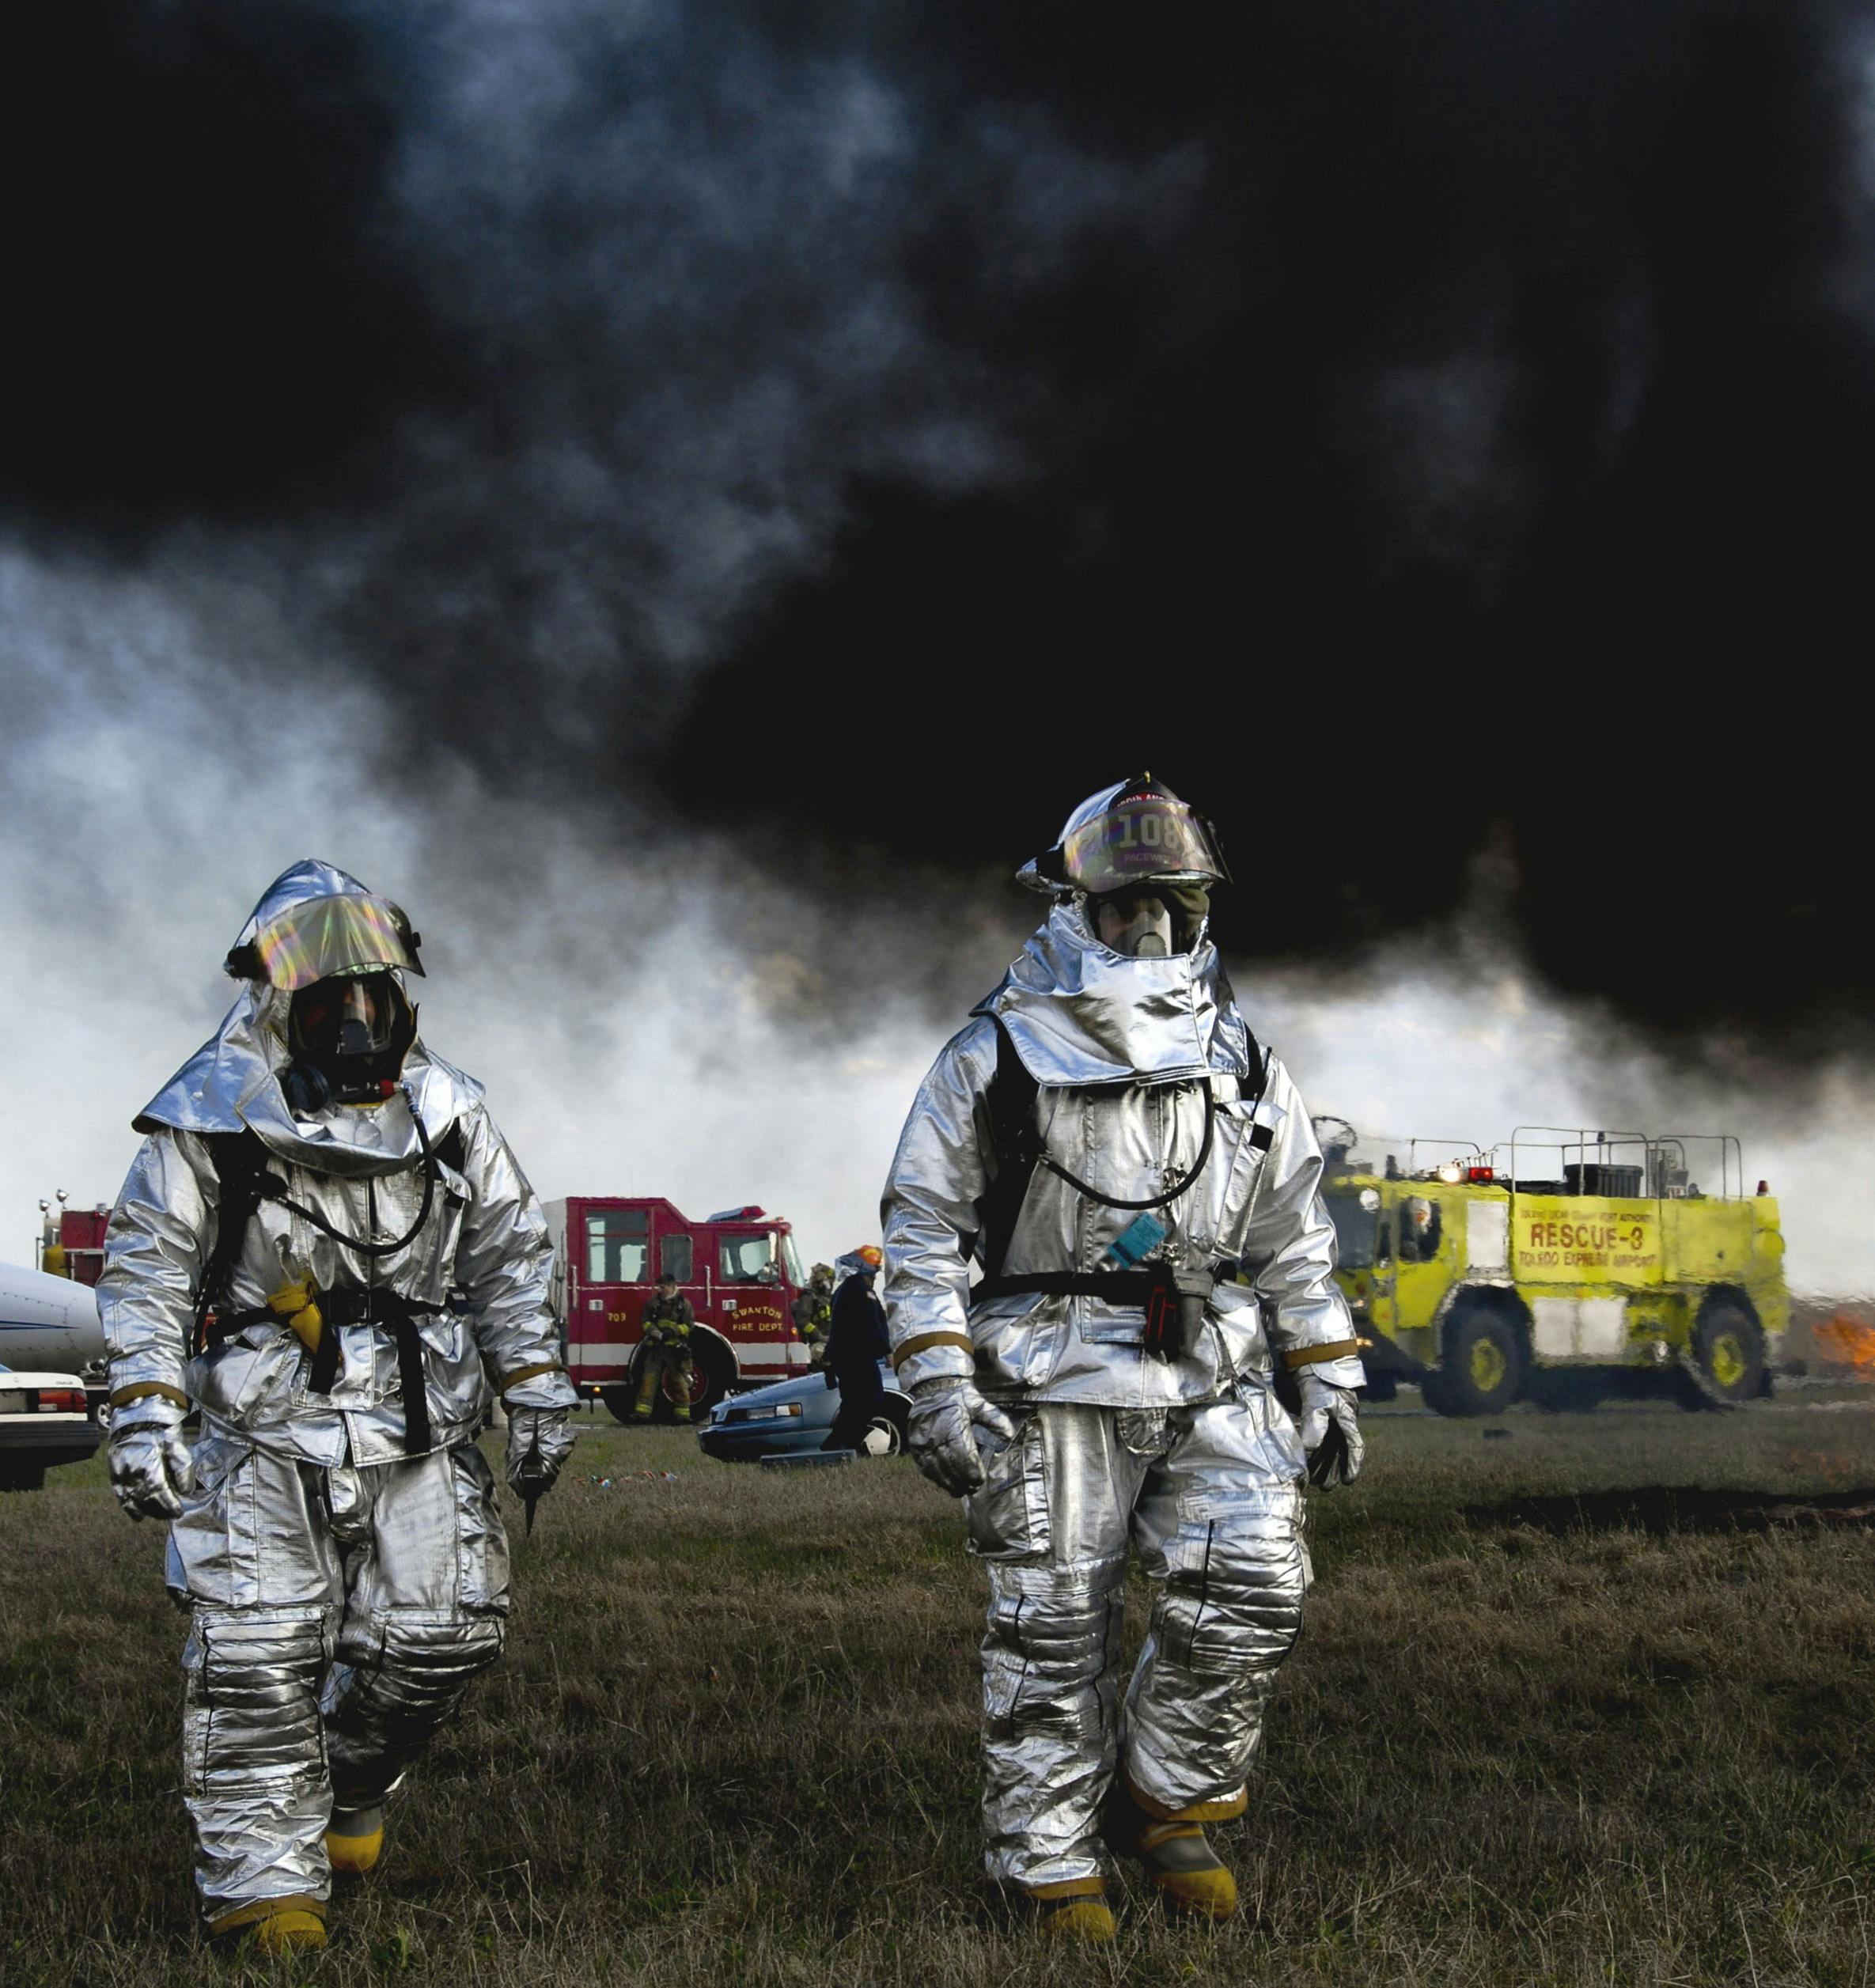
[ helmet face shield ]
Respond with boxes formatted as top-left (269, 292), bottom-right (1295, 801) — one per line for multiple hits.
top-left (246, 894), bottom-right (423, 991)
top-left (1059, 793), bottom-right (1229, 895)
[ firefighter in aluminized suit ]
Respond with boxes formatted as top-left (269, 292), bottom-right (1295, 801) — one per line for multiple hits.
top-left (881, 776), bottom-right (1364, 1940)
top-left (97, 860), bottom-right (578, 1955)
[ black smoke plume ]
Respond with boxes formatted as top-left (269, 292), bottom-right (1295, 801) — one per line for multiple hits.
top-left (6, 2), bottom-right (1871, 1048)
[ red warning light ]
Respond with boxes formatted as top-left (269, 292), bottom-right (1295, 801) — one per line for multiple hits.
top-left (1466, 1165), bottom-right (1496, 1183)
top-left (1756, 1180), bottom-right (1770, 1195)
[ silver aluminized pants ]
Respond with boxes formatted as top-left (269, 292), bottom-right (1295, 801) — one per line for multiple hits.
top-left (964, 1388), bottom-right (1307, 1891)
top-left (165, 1433), bottom-right (510, 1918)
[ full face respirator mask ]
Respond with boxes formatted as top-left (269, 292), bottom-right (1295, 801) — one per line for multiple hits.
top-left (282, 971), bottom-right (417, 1115)
top-left (1089, 884), bottom-right (1211, 958)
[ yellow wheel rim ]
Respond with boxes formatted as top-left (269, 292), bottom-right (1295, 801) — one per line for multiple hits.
top-left (1468, 1336), bottom-right (1507, 1393)
top-left (1710, 1332), bottom-right (1748, 1391)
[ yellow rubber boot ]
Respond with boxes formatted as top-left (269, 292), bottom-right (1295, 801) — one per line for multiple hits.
top-left (1026, 1880), bottom-right (1116, 1942)
top-left (209, 1896), bottom-right (328, 1955)
top-left (1133, 1819), bottom-right (1237, 1919)
top-left (325, 1799), bottom-right (385, 1876)
top-left (1106, 1779), bottom-right (1242, 1921)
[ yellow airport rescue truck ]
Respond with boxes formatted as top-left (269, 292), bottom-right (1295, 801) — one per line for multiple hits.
top-left (1316, 1123), bottom-right (1788, 1415)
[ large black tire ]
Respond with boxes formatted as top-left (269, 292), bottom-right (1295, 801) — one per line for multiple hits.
top-left (684, 1340), bottom-right (733, 1421)
top-left (1433, 1303), bottom-right (1525, 1418)
top-left (1680, 1294), bottom-right (1766, 1410)
top-left (0, 1461), bottom-right (47, 1492)
top-left (609, 1340), bottom-right (733, 1425)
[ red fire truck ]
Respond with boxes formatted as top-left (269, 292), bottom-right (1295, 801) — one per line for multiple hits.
top-left (545, 1198), bottom-right (813, 1421)
top-left (38, 1201), bottom-right (110, 1287)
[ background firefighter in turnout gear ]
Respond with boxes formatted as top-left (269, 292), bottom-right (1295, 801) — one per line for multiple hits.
top-left (881, 776), bottom-right (1364, 1938)
top-left (634, 1270), bottom-right (696, 1421)
top-left (97, 861), bottom-right (578, 1955)
top-left (821, 1246), bottom-right (890, 1454)
top-left (792, 1260), bottom-right (835, 1365)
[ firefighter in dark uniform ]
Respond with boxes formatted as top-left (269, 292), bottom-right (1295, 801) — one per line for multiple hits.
top-left (821, 1247), bottom-right (890, 1454)
top-left (792, 1262), bottom-right (835, 1366)
top-left (634, 1271), bottom-right (695, 1422)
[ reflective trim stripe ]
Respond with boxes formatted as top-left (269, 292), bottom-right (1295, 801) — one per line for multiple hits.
top-left (1124, 1774), bottom-right (1248, 1823)
top-left (892, 1331), bottom-right (975, 1369)
top-left (1281, 1339), bottom-right (1361, 1370)
top-left (1021, 1876), bottom-right (1108, 1901)
top-left (110, 1380), bottom-right (190, 1410)
top-left (207, 1894), bottom-right (328, 1935)
top-left (497, 1361), bottom-right (565, 1394)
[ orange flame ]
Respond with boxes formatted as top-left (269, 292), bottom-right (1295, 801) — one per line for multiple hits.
top-left (1814, 1310), bottom-right (1875, 1375)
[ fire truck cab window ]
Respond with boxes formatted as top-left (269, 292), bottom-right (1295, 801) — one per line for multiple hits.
top-left (1398, 1197), bottom-right (1442, 1263)
top-left (587, 1209), bottom-right (650, 1284)
top-left (659, 1234), bottom-right (694, 1285)
top-left (1325, 1196), bottom-right (1379, 1270)
top-left (719, 1234), bottom-right (778, 1283)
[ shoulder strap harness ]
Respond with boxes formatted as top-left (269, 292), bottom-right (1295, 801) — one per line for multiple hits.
top-left (972, 1018), bottom-right (1271, 1307)
top-left (194, 1102), bottom-right (460, 1454)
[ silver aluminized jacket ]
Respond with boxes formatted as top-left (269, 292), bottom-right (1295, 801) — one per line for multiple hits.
top-left (884, 901), bottom-right (1364, 1405)
top-left (97, 860), bottom-right (574, 1926)
top-left (881, 900), bottom-right (1360, 1893)
top-left (103, 1042), bottom-right (575, 1463)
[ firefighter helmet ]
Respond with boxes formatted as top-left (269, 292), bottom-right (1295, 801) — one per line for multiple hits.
top-left (1017, 774), bottom-right (1230, 896)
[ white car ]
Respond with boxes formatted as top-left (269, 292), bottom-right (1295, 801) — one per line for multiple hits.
top-left (0, 1365), bottom-right (102, 1491)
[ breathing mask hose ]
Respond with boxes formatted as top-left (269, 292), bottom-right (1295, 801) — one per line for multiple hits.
top-left (255, 1084), bottom-right (440, 1257)
top-left (1030, 1084), bottom-right (1217, 1214)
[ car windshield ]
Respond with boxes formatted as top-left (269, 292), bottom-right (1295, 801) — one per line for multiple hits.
top-left (1325, 1195), bottom-right (1379, 1270)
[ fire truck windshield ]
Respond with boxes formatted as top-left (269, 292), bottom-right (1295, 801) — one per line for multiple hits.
top-left (779, 1230), bottom-right (806, 1287)
top-left (1325, 1194), bottom-right (1379, 1270)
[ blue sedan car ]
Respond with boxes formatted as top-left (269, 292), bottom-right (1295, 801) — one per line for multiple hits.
top-left (696, 1361), bottom-right (909, 1464)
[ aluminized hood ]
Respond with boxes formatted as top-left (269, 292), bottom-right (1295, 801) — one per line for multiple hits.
top-left (132, 982), bottom-right (481, 1179)
top-left (131, 861), bottom-right (480, 1176)
top-left (971, 899), bottom-right (1252, 1087)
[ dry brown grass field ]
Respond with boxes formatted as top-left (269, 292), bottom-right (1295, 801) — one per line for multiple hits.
top-left (6, 1390), bottom-right (1875, 1987)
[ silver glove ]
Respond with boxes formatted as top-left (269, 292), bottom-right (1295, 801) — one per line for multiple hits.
top-left (504, 1404), bottom-right (576, 1497)
top-left (907, 1376), bottom-right (1018, 1497)
top-left (108, 1397), bottom-right (195, 1521)
top-left (1297, 1369), bottom-right (1364, 1487)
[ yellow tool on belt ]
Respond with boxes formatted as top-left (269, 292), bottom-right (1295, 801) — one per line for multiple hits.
top-left (267, 1277), bottom-right (327, 1357)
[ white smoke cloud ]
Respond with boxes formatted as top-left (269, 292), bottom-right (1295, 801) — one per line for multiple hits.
top-left (4, 532), bottom-right (1869, 1305)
